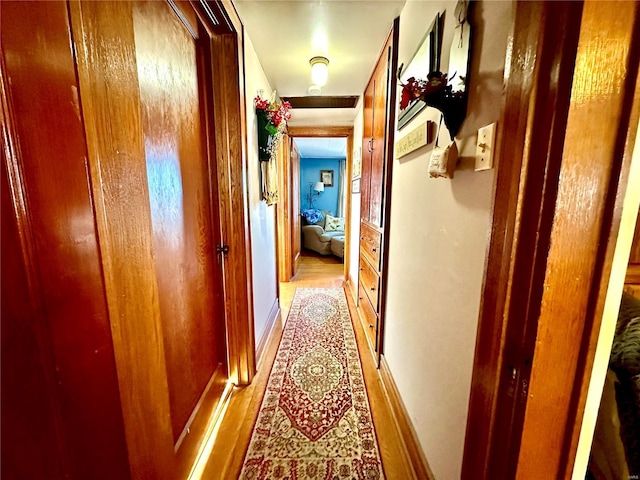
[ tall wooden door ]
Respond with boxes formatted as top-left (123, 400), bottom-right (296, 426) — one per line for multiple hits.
top-left (291, 139), bottom-right (302, 273)
top-left (69, 0), bottom-right (230, 476)
top-left (131, 0), bottom-right (228, 463)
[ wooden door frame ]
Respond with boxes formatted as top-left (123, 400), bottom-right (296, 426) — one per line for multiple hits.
top-left (276, 134), bottom-right (294, 282)
top-left (288, 126), bottom-right (354, 283)
top-left (462, 1), bottom-right (640, 478)
top-left (69, 0), bottom-right (255, 478)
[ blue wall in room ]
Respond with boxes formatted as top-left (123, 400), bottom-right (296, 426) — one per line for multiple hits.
top-left (300, 158), bottom-right (343, 215)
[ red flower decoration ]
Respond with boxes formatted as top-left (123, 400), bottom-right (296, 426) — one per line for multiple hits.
top-left (399, 73), bottom-right (449, 110)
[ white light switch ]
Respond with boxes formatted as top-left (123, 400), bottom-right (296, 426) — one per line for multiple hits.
top-left (475, 123), bottom-right (496, 171)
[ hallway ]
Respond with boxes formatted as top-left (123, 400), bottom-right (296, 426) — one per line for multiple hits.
top-left (201, 255), bottom-right (416, 479)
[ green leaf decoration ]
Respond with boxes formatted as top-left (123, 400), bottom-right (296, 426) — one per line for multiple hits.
top-left (265, 123), bottom-right (278, 136)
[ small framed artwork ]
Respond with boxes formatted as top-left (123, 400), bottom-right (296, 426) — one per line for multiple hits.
top-left (352, 146), bottom-right (362, 179)
top-left (351, 178), bottom-right (360, 193)
top-left (320, 170), bottom-right (334, 187)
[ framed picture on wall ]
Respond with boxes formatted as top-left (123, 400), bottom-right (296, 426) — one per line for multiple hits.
top-left (320, 170), bottom-right (334, 187)
top-left (352, 146), bottom-right (362, 179)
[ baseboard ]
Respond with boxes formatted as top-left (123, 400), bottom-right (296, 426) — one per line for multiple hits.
top-left (345, 276), bottom-right (358, 306)
top-left (378, 355), bottom-right (435, 480)
top-left (256, 299), bottom-right (280, 370)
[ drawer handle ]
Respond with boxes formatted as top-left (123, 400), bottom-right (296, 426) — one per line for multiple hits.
top-left (370, 287), bottom-right (375, 291)
top-left (361, 237), bottom-right (365, 240)
top-left (372, 247), bottom-right (377, 252)
top-left (360, 268), bottom-right (363, 271)
top-left (369, 324), bottom-right (374, 329)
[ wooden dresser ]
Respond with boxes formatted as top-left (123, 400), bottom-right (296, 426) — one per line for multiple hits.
top-left (356, 20), bottom-right (399, 364)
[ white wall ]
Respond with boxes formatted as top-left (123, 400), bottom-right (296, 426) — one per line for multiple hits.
top-left (382, 1), bottom-right (513, 479)
top-left (244, 34), bottom-right (278, 347)
top-left (348, 98), bottom-right (364, 296)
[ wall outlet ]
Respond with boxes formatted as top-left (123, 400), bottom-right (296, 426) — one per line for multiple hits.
top-left (475, 123), bottom-right (496, 171)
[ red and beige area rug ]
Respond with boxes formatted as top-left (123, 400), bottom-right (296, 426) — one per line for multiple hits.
top-left (240, 288), bottom-right (385, 480)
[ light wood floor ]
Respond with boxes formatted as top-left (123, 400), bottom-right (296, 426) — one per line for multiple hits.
top-left (201, 253), bottom-right (414, 479)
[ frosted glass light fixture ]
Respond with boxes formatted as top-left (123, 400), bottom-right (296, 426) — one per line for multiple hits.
top-left (310, 56), bottom-right (329, 87)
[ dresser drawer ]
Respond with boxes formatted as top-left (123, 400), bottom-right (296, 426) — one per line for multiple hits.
top-left (359, 257), bottom-right (380, 312)
top-left (360, 221), bottom-right (382, 270)
top-left (358, 284), bottom-right (378, 353)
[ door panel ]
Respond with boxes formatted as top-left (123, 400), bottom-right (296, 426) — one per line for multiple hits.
top-left (1, 2), bottom-right (130, 477)
top-left (291, 139), bottom-right (301, 273)
top-left (132, 0), bottom-right (226, 444)
top-left (361, 81), bottom-right (374, 222)
top-left (370, 46), bottom-right (390, 227)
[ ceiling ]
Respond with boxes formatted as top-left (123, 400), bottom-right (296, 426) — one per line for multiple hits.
top-left (234, 0), bottom-right (406, 126)
top-left (294, 137), bottom-right (347, 158)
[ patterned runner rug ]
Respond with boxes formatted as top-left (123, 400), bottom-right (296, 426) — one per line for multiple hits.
top-left (240, 288), bottom-right (385, 479)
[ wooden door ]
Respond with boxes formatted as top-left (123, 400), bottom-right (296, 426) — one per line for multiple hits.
top-left (1, 2), bottom-right (130, 477)
top-left (131, 0), bottom-right (228, 462)
top-left (369, 46), bottom-right (390, 228)
top-left (277, 134), bottom-right (293, 281)
top-left (361, 80), bottom-right (374, 222)
top-left (291, 139), bottom-right (302, 272)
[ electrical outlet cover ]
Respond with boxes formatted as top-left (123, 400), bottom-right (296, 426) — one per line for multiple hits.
top-left (475, 122), bottom-right (496, 171)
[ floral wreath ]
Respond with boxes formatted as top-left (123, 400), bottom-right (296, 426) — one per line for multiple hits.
top-left (254, 94), bottom-right (292, 162)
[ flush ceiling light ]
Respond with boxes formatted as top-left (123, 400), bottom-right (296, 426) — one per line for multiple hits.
top-left (310, 56), bottom-right (329, 87)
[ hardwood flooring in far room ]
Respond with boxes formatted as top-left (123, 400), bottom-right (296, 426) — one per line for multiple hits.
top-left (201, 254), bottom-right (416, 479)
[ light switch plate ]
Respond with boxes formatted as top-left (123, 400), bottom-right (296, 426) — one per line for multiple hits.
top-left (475, 122), bottom-right (496, 171)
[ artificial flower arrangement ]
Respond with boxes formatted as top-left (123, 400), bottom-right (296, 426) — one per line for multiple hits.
top-left (399, 71), bottom-right (467, 139)
top-left (399, 72), bottom-right (450, 111)
top-left (254, 94), bottom-right (292, 162)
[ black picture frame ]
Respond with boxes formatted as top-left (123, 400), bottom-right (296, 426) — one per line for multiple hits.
top-left (320, 170), bottom-right (334, 187)
top-left (397, 14), bottom-right (443, 130)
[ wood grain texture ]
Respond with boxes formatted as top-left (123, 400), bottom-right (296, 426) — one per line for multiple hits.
top-left (132, 0), bottom-right (227, 445)
top-left (357, 283), bottom-right (378, 355)
top-left (344, 133), bottom-right (354, 281)
top-left (277, 135), bottom-right (293, 282)
top-left (462, 2), bottom-right (583, 477)
top-left (209, 30), bottom-right (256, 386)
top-left (557, 4), bottom-right (640, 476)
top-left (625, 264), bottom-right (640, 284)
top-left (1, 73), bottom-right (67, 479)
top-left (69, 2), bottom-right (175, 477)
top-left (361, 76), bottom-right (373, 223)
top-left (629, 210), bottom-right (640, 264)
top-left (291, 139), bottom-right (302, 273)
top-left (516, 1), bottom-right (640, 477)
top-left (376, 18), bottom-right (399, 364)
top-left (287, 126), bottom-right (353, 137)
top-left (359, 256), bottom-right (381, 312)
top-left (2, 2), bottom-right (130, 477)
top-left (369, 44), bottom-right (390, 228)
top-left (360, 221), bottom-right (382, 270)
top-left (356, 20), bottom-right (398, 368)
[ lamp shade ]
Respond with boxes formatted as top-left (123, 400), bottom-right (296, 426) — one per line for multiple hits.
top-left (310, 56), bottom-right (329, 87)
top-left (313, 182), bottom-right (324, 192)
